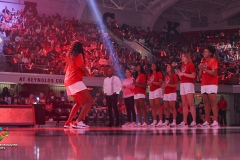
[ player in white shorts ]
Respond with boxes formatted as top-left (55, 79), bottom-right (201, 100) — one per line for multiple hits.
top-left (147, 63), bottom-right (163, 127)
top-left (133, 64), bottom-right (148, 127)
top-left (161, 64), bottom-right (178, 127)
top-left (177, 53), bottom-right (197, 128)
top-left (198, 45), bottom-right (219, 128)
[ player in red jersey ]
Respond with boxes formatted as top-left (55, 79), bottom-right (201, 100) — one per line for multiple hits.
top-left (63, 41), bottom-right (97, 129)
top-left (147, 63), bottom-right (163, 127)
top-left (177, 53), bottom-right (196, 128)
top-left (133, 64), bottom-right (148, 127)
top-left (198, 45), bottom-right (219, 128)
top-left (160, 64), bottom-right (178, 127)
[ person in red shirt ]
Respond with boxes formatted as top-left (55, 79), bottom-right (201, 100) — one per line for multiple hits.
top-left (147, 63), bottom-right (163, 127)
top-left (177, 53), bottom-right (196, 128)
top-left (217, 95), bottom-right (228, 126)
top-left (133, 64), bottom-right (148, 127)
top-left (64, 41), bottom-right (97, 129)
top-left (160, 64), bottom-right (178, 127)
top-left (198, 45), bottom-right (219, 128)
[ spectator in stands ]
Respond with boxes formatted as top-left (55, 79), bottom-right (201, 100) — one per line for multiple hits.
top-left (52, 97), bottom-right (63, 109)
top-left (2, 6), bottom-right (10, 14)
top-left (25, 93), bottom-right (37, 104)
top-left (48, 89), bottom-right (56, 101)
top-left (12, 98), bottom-right (20, 105)
top-left (59, 91), bottom-right (68, 103)
top-left (45, 98), bottom-right (54, 121)
top-left (19, 85), bottom-right (30, 100)
top-left (39, 92), bottom-right (46, 104)
top-left (98, 55), bottom-right (108, 66)
top-left (217, 95), bottom-right (228, 126)
top-left (0, 96), bottom-right (8, 105)
top-left (1, 87), bottom-right (11, 99)
top-left (196, 101), bottom-right (204, 122)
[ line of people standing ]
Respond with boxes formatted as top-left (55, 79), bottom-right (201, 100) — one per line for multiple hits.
top-left (119, 45), bottom-right (219, 128)
top-left (63, 41), bottom-right (219, 129)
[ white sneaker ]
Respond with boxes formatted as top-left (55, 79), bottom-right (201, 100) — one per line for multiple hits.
top-left (71, 121), bottom-right (89, 129)
top-left (210, 121), bottom-right (219, 128)
top-left (161, 121), bottom-right (169, 127)
top-left (149, 121), bottom-right (157, 127)
top-left (64, 123), bottom-right (70, 128)
top-left (141, 122), bottom-right (148, 127)
top-left (177, 121), bottom-right (188, 128)
top-left (200, 121), bottom-right (210, 128)
top-left (129, 122), bottom-right (136, 127)
top-left (155, 121), bottom-right (163, 127)
top-left (189, 121), bottom-right (196, 127)
top-left (134, 123), bottom-right (141, 127)
top-left (122, 122), bottom-right (131, 128)
top-left (170, 122), bottom-right (176, 127)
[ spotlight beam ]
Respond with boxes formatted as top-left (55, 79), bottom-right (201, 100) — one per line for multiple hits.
top-left (88, 0), bottom-right (124, 79)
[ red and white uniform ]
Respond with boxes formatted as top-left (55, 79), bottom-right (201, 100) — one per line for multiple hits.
top-left (163, 74), bottom-right (178, 101)
top-left (134, 73), bottom-right (146, 99)
top-left (64, 54), bottom-right (87, 95)
top-left (200, 58), bottom-right (218, 94)
top-left (148, 72), bottom-right (163, 91)
top-left (148, 72), bottom-right (163, 99)
top-left (180, 62), bottom-right (195, 84)
top-left (180, 62), bottom-right (195, 95)
top-left (201, 58), bottom-right (218, 86)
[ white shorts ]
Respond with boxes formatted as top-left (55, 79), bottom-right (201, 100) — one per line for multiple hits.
top-left (201, 85), bottom-right (218, 94)
top-left (180, 83), bottom-right (195, 95)
top-left (149, 88), bottom-right (163, 99)
top-left (163, 93), bottom-right (177, 101)
top-left (134, 94), bottom-right (146, 100)
top-left (65, 81), bottom-right (87, 96)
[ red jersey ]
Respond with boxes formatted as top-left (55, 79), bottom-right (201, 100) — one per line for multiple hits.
top-left (134, 73), bottom-right (146, 94)
top-left (180, 62), bottom-right (195, 83)
top-left (64, 54), bottom-right (85, 86)
top-left (148, 72), bottom-right (163, 91)
top-left (200, 58), bottom-right (218, 86)
top-left (217, 99), bottom-right (227, 110)
top-left (164, 74), bottom-right (178, 94)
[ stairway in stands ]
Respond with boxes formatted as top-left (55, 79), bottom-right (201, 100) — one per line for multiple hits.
top-left (108, 29), bottom-right (156, 62)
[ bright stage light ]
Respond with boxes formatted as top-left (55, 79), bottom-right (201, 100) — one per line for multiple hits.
top-left (88, 0), bottom-right (124, 79)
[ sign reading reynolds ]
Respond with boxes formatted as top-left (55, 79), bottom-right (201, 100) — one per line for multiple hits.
top-left (0, 72), bottom-right (105, 86)
top-left (0, 72), bottom-right (64, 85)
top-left (18, 76), bottom-right (64, 84)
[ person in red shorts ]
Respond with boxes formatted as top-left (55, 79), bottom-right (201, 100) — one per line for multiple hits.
top-left (63, 41), bottom-right (97, 129)
top-left (133, 64), bottom-right (148, 127)
top-left (147, 63), bottom-right (163, 127)
top-left (177, 53), bottom-right (196, 128)
top-left (160, 64), bottom-right (178, 127)
top-left (198, 45), bottom-right (219, 128)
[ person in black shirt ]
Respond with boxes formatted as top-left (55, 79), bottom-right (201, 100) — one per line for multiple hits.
top-left (2, 6), bottom-right (10, 14)
top-left (1, 87), bottom-right (10, 99)
top-left (196, 102), bottom-right (205, 124)
top-left (0, 96), bottom-right (8, 105)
